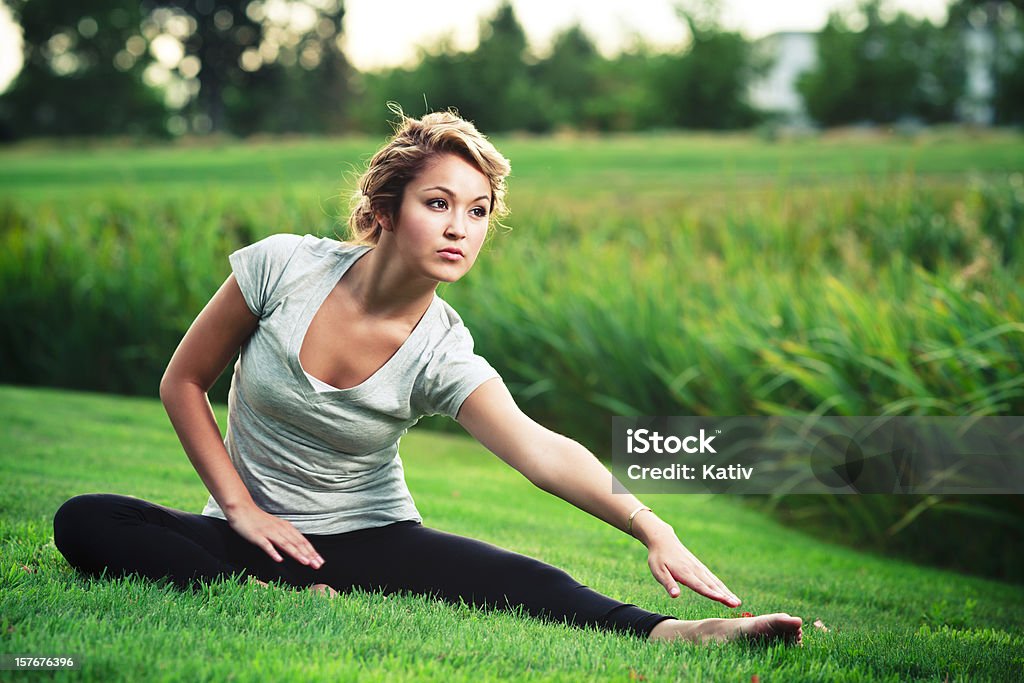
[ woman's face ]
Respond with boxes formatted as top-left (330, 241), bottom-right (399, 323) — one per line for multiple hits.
top-left (383, 153), bottom-right (492, 284)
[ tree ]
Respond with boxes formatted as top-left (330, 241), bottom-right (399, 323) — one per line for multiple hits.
top-left (947, 0), bottom-right (1024, 124)
top-left (350, 39), bottom-right (479, 134)
top-left (0, 0), bottom-right (169, 140)
top-left (460, 1), bottom-right (540, 131)
top-left (798, 0), bottom-right (967, 126)
top-left (582, 48), bottom-right (671, 131)
top-left (651, 1), bottom-right (765, 129)
top-left (530, 24), bottom-right (601, 130)
top-left (352, 2), bottom-right (543, 133)
top-left (148, 0), bottom-right (352, 135)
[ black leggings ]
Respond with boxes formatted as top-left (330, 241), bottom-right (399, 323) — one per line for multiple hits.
top-left (53, 493), bottom-right (674, 639)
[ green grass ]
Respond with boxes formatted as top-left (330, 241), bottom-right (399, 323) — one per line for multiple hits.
top-left (1, 384), bottom-right (1022, 682)
top-left (2, 129), bottom-right (1022, 201)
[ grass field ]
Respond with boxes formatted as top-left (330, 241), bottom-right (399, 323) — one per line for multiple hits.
top-left (2, 129), bottom-right (1023, 201)
top-left (1, 130), bottom-right (1022, 679)
top-left (1, 384), bottom-right (1023, 682)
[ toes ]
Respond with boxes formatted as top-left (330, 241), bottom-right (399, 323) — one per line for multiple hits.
top-left (768, 613), bottom-right (804, 630)
top-left (753, 614), bottom-right (803, 645)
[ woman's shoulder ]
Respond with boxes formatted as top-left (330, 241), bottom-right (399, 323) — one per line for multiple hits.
top-left (431, 295), bottom-right (467, 333)
top-left (254, 232), bottom-right (365, 254)
top-left (244, 233), bottom-right (369, 264)
top-left (426, 297), bottom-right (488, 356)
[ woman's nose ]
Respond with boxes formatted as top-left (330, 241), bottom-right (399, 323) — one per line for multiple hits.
top-left (445, 215), bottom-right (467, 237)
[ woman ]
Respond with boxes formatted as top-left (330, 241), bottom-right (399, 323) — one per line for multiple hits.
top-left (54, 110), bottom-right (802, 646)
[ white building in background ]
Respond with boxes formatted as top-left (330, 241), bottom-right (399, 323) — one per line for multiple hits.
top-left (960, 26), bottom-right (996, 125)
top-left (748, 28), bottom-right (1002, 125)
top-left (748, 31), bottom-right (817, 124)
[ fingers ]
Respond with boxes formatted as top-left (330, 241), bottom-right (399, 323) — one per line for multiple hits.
top-left (679, 572), bottom-right (725, 602)
top-left (252, 517), bottom-right (325, 569)
top-left (692, 577), bottom-right (739, 607)
top-left (684, 557), bottom-right (741, 606)
top-left (691, 573), bottom-right (741, 607)
top-left (677, 556), bottom-right (741, 606)
top-left (673, 544), bottom-right (742, 605)
top-left (257, 538), bottom-right (284, 563)
top-left (659, 559), bottom-right (742, 606)
top-left (232, 509), bottom-right (327, 569)
top-left (651, 562), bottom-right (682, 597)
top-left (654, 564), bottom-right (732, 605)
top-left (273, 529), bottom-right (325, 569)
top-left (648, 535), bottom-right (747, 608)
top-left (700, 571), bottom-right (741, 607)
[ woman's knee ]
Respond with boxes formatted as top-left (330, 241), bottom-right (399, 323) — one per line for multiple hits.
top-left (54, 493), bottom-right (119, 530)
top-left (52, 493), bottom-right (126, 565)
top-left (486, 550), bottom-right (583, 595)
top-left (531, 558), bottom-right (581, 588)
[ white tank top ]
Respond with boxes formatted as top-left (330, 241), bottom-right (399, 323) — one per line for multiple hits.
top-left (303, 369), bottom-right (339, 393)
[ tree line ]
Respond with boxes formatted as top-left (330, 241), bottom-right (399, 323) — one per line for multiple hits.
top-left (1, 0), bottom-right (1022, 141)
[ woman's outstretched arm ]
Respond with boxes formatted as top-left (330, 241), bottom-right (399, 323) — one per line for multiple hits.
top-left (457, 378), bottom-right (741, 608)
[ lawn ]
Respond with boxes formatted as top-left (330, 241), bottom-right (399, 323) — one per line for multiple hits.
top-left (2, 129), bottom-right (1022, 202)
top-left (1, 384), bottom-right (1022, 682)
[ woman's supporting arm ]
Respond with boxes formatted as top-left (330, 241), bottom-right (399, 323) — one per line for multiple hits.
top-left (159, 274), bottom-right (324, 569)
top-left (160, 275), bottom-right (259, 516)
top-left (457, 378), bottom-right (741, 607)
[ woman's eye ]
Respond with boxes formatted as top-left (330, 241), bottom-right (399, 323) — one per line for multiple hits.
top-left (428, 199), bottom-right (447, 209)
top-left (472, 207), bottom-right (488, 218)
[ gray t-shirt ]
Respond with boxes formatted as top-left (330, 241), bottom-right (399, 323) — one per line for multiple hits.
top-left (200, 233), bottom-right (501, 534)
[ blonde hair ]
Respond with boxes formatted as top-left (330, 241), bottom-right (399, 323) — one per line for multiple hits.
top-left (347, 106), bottom-right (511, 245)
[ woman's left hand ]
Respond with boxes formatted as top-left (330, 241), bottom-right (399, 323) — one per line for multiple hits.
top-left (642, 523), bottom-right (742, 608)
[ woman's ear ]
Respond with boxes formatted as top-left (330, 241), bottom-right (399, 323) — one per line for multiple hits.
top-left (375, 211), bottom-right (393, 232)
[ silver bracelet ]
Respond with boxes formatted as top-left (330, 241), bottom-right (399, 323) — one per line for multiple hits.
top-left (627, 505), bottom-right (652, 536)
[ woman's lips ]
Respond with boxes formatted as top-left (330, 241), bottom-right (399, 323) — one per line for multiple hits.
top-left (438, 250), bottom-right (464, 261)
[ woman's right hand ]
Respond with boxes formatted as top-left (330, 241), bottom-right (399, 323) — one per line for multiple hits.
top-left (227, 504), bottom-right (325, 569)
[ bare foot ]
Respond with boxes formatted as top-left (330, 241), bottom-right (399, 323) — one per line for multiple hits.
top-left (649, 613), bottom-right (804, 646)
top-left (307, 583), bottom-right (339, 598)
top-left (247, 577), bottom-right (338, 598)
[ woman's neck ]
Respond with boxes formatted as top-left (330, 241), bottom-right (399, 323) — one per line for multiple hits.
top-left (343, 244), bottom-right (437, 325)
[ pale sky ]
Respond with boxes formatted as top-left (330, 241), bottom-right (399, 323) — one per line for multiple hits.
top-left (0, 0), bottom-right (950, 92)
top-left (342, 0), bottom-right (949, 72)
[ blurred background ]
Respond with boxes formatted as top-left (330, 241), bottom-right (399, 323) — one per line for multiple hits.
top-left (0, 0), bottom-right (1021, 583)
top-left (0, 0), bottom-right (1022, 137)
